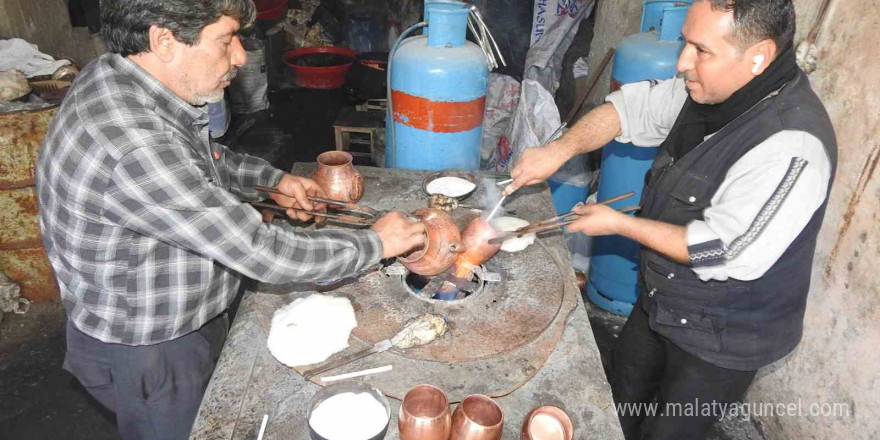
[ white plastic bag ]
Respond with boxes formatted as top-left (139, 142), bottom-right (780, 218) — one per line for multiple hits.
top-left (480, 73), bottom-right (521, 169)
top-left (486, 79), bottom-right (561, 172)
top-left (526, 0), bottom-right (594, 95)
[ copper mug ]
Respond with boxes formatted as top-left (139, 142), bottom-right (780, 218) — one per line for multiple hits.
top-left (450, 394), bottom-right (504, 440)
top-left (311, 151), bottom-right (364, 203)
top-left (521, 406), bottom-right (573, 440)
top-left (399, 384), bottom-right (452, 440)
top-left (400, 208), bottom-right (463, 276)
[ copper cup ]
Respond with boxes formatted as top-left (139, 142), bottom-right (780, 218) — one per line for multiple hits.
top-left (450, 394), bottom-right (504, 440)
top-left (399, 384), bottom-right (452, 440)
top-left (521, 406), bottom-right (573, 440)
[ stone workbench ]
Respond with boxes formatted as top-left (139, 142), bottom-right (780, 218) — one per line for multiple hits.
top-left (190, 165), bottom-right (623, 440)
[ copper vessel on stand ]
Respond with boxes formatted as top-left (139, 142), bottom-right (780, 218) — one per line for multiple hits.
top-left (450, 394), bottom-right (504, 440)
top-left (398, 384), bottom-right (452, 440)
top-left (400, 208), bottom-right (463, 276)
top-left (450, 216), bottom-right (502, 280)
top-left (311, 151), bottom-right (364, 203)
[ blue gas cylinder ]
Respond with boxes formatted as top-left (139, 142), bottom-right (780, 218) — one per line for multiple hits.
top-left (386, 1), bottom-right (489, 170)
top-left (587, 0), bottom-right (690, 316)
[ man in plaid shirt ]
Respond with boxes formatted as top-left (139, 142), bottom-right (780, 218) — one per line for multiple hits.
top-left (35, 1), bottom-right (426, 438)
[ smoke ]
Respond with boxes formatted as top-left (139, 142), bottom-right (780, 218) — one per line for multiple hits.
top-left (477, 177), bottom-right (507, 219)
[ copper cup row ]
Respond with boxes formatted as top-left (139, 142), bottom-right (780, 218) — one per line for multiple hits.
top-left (399, 384), bottom-right (573, 440)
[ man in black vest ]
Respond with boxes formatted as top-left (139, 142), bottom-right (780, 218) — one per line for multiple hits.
top-left (507, 1), bottom-right (836, 438)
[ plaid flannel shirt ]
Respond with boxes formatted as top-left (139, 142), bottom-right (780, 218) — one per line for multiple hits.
top-left (36, 53), bottom-right (382, 345)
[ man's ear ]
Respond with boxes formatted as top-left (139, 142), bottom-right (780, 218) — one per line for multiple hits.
top-left (747, 39), bottom-right (777, 76)
top-left (148, 25), bottom-right (177, 63)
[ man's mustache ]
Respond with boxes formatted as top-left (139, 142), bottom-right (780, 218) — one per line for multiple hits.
top-left (677, 72), bottom-right (696, 82)
top-left (221, 68), bottom-right (238, 82)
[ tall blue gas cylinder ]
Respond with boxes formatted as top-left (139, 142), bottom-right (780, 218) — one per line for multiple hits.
top-left (386, 1), bottom-right (489, 170)
top-left (587, 0), bottom-right (690, 316)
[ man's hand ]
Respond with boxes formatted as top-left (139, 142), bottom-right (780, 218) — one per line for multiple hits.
top-left (569, 202), bottom-right (690, 263)
top-left (267, 174), bottom-right (328, 222)
top-left (505, 103), bottom-right (622, 196)
top-left (370, 211), bottom-right (426, 259)
top-left (566, 203), bottom-right (627, 236)
top-left (504, 142), bottom-right (570, 196)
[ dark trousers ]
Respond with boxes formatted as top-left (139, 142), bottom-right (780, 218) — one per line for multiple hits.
top-left (63, 314), bottom-right (228, 440)
top-left (611, 302), bottom-right (756, 440)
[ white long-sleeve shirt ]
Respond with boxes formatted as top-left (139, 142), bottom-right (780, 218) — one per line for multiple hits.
top-left (605, 77), bottom-right (832, 282)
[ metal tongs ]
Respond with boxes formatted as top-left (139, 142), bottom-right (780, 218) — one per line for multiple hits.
top-left (302, 313), bottom-right (447, 380)
top-left (251, 184), bottom-right (384, 226)
top-left (488, 191), bottom-right (640, 245)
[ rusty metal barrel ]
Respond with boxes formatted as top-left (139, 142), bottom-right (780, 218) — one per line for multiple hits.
top-left (0, 106), bottom-right (59, 302)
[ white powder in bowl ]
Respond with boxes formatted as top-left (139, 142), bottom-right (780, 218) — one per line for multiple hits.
top-left (426, 176), bottom-right (476, 198)
top-left (267, 294), bottom-right (357, 367)
top-left (309, 392), bottom-right (388, 440)
top-left (490, 216), bottom-right (536, 253)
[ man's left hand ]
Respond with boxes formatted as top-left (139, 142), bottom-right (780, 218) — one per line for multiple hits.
top-left (266, 174), bottom-right (328, 222)
top-left (566, 203), bottom-right (627, 236)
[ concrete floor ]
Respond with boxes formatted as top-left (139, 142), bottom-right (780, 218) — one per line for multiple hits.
top-left (583, 301), bottom-right (766, 440)
top-left (0, 84), bottom-right (765, 439)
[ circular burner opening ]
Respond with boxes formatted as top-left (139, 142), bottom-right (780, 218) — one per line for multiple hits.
top-left (402, 269), bottom-right (486, 303)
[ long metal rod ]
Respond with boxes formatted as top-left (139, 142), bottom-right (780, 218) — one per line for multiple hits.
top-left (807, 0), bottom-right (834, 43)
top-left (488, 205), bottom-right (641, 244)
top-left (302, 339), bottom-right (393, 380)
top-left (565, 48), bottom-right (615, 124)
top-left (248, 201), bottom-right (370, 224)
top-left (255, 185), bottom-right (379, 216)
top-left (525, 191), bottom-right (636, 229)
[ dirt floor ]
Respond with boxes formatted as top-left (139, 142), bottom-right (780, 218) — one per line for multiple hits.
top-left (0, 302), bottom-right (118, 439)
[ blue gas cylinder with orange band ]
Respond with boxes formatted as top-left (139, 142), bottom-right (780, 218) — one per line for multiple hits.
top-left (386, 1), bottom-right (489, 170)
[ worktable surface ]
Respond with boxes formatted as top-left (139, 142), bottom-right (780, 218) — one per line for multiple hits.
top-left (190, 165), bottom-right (623, 440)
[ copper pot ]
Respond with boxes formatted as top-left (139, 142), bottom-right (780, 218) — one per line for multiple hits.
top-left (311, 151), bottom-right (364, 203)
top-left (452, 216), bottom-right (502, 276)
top-left (399, 384), bottom-right (452, 440)
top-left (400, 208), bottom-right (463, 276)
top-left (450, 394), bottom-right (504, 440)
top-left (521, 406), bottom-right (573, 440)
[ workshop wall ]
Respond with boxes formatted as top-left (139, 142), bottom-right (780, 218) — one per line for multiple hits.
top-left (584, 0), bottom-right (878, 438)
top-left (0, 0), bottom-right (103, 66)
top-left (747, 0), bottom-right (879, 438)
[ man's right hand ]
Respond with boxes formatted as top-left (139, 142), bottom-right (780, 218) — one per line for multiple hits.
top-left (371, 211), bottom-right (427, 259)
top-left (504, 141), bottom-right (570, 196)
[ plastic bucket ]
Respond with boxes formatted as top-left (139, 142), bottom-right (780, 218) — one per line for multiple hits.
top-left (254, 0), bottom-right (288, 21)
top-left (283, 47), bottom-right (357, 89)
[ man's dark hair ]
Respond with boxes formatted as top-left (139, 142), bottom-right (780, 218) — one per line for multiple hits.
top-left (706, 0), bottom-right (796, 51)
top-left (101, 0), bottom-right (256, 56)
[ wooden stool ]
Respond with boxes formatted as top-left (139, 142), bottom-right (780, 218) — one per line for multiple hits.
top-left (332, 107), bottom-right (385, 159)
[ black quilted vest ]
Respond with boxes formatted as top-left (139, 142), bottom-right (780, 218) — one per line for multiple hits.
top-left (636, 71), bottom-right (837, 370)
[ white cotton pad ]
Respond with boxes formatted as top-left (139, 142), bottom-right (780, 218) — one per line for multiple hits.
top-left (309, 392), bottom-right (388, 440)
top-left (426, 176), bottom-right (476, 198)
top-left (490, 216), bottom-right (536, 253)
top-left (267, 294), bottom-right (357, 367)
